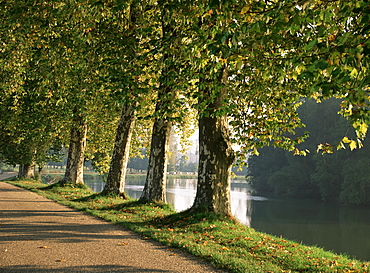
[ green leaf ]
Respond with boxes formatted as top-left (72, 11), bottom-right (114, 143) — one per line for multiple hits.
top-left (315, 61), bottom-right (328, 70)
top-left (306, 39), bottom-right (318, 50)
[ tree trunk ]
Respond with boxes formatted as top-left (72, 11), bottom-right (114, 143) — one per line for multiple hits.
top-left (34, 165), bottom-right (44, 181)
top-left (191, 115), bottom-right (235, 215)
top-left (61, 113), bottom-right (87, 186)
top-left (102, 103), bottom-right (136, 197)
top-left (140, 12), bottom-right (176, 203)
top-left (18, 163), bottom-right (35, 179)
top-left (191, 65), bottom-right (235, 215)
top-left (140, 115), bottom-right (172, 202)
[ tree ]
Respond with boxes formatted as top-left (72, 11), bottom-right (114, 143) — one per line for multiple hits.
top-left (248, 99), bottom-right (370, 205)
top-left (192, 66), bottom-right (236, 215)
top-left (140, 91), bottom-right (173, 202)
top-left (50, 2), bottom-right (103, 186)
top-left (0, 1), bottom-right (66, 179)
top-left (1, 0), bottom-right (369, 215)
top-left (176, 1), bottom-right (301, 215)
top-left (102, 103), bottom-right (137, 197)
top-left (101, 1), bottom-right (155, 196)
top-left (41, 0), bottom-right (130, 186)
top-left (0, 88), bottom-right (64, 179)
top-left (139, 1), bottom-right (197, 203)
top-left (60, 110), bottom-right (87, 186)
top-left (140, 4), bottom-right (177, 203)
top-left (184, 0), bottom-right (369, 215)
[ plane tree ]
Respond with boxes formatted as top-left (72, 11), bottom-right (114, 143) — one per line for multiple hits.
top-left (0, 0), bottom-right (127, 184)
top-left (230, 0), bottom-right (370, 154)
top-left (28, 0), bottom-right (133, 186)
top-left (171, 0), bottom-right (370, 216)
top-left (139, 1), bottom-right (198, 203)
top-left (0, 89), bottom-right (65, 179)
top-left (47, 1), bottom-right (105, 186)
top-left (0, 1), bottom-right (68, 178)
top-left (1, 0), bottom-right (369, 216)
top-left (99, 0), bottom-right (159, 197)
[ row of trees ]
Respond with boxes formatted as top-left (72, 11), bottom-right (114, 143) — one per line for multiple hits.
top-left (248, 99), bottom-right (370, 205)
top-left (1, 0), bottom-right (369, 216)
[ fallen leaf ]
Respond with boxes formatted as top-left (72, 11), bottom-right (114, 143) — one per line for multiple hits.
top-left (169, 254), bottom-right (177, 256)
top-left (55, 259), bottom-right (66, 262)
top-left (118, 242), bottom-right (129, 246)
top-left (38, 246), bottom-right (50, 249)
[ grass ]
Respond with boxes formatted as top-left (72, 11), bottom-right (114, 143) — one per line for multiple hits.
top-left (5, 179), bottom-right (370, 273)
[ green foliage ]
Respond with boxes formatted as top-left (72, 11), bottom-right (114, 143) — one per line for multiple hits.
top-left (2, 0), bottom-right (370, 156)
top-left (248, 99), bottom-right (370, 205)
top-left (1, 0), bottom-right (370, 213)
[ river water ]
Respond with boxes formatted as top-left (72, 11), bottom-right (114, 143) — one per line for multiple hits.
top-left (84, 175), bottom-right (370, 261)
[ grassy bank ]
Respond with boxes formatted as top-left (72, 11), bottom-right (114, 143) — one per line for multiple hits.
top-left (6, 179), bottom-right (369, 273)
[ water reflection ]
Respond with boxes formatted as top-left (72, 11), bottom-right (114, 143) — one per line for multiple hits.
top-left (230, 182), bottom-right (267, 227)
top-left (84, 175), bottom-right (370, 261)
top-left (250, 197), bottom-right (370, 260)
top-left (85, 176), bottom-right (261, 225)
top-left (166, 179), bottom-right (196, 212)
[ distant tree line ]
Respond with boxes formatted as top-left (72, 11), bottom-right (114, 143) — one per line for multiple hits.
top-left (248, 99), bottom-right (370, 205)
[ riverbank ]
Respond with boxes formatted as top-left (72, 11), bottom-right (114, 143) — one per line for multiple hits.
top-left (5, 179), bottom-right (369, 272)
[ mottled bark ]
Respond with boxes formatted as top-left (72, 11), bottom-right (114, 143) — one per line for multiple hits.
top-left (61, 114), bottom-right (87, 186)
top-left (191, 65), bottom-right (235, 215)
top-left (140, 115), bottom-right (172, 203)
top-left (102, 103), bottom-right (136, 197)
top-left (191, 115), bottom-right (235, 215)
top-left (140, 12), bottom-right (176, 203)
top-left (18, 163), bottom-right (35, 179)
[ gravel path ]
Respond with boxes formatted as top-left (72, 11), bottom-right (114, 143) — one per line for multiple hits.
top-left (0, 180), bottom-right (227, 273)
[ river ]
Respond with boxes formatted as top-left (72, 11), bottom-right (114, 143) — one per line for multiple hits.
top-left (84, 175), bottom-right (370, 261)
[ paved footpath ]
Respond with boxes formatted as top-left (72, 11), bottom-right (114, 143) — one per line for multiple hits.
top-left (0, 177), bottom-right (227, 273)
